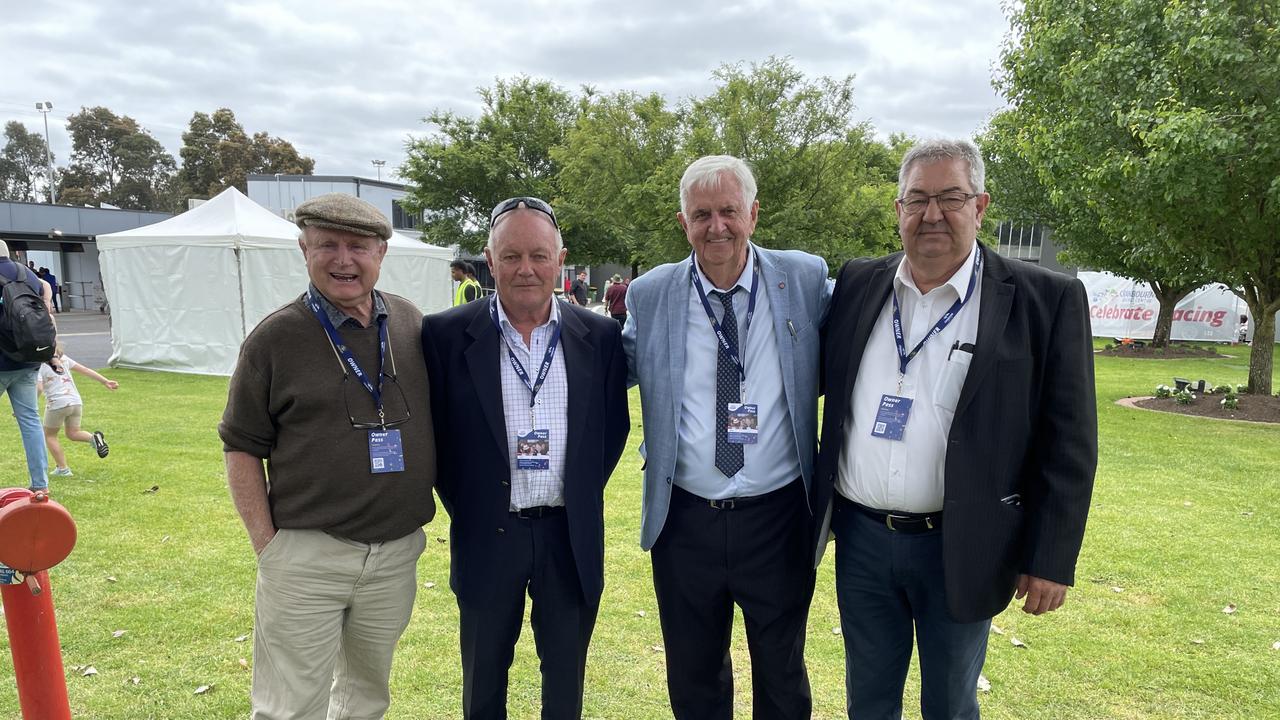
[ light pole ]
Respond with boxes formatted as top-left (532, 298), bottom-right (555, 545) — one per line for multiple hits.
top-left (34, 102), bottom-right (56, 204)
top-left (371, 159), bottom-right (385, 181)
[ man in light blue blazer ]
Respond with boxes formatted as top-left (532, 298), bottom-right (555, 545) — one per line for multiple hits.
top-left (622, 155), bottom-right (831, 720)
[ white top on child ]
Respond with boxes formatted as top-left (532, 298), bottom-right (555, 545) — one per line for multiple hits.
top-left (39, 355), bottom-right (83, 410)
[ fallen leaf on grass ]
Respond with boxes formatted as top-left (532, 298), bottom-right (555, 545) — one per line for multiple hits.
top-left (1191, 639), bottom-right (1205, 645)
top-left (194, 685), bottom-right (212, 695)
top-left (635, 610), bottom-right (647, 618)
top-left (650, 645), bottom-right (664, 653)
top-left (142, 485), bottom-right (159, 494)
top-left (1223, 604), bottom-right (1237, 615)
top-left (105, 576), bottom-right (117, 583)
top-left (1111, 587), bottom-right (1124, 593)
top-left (990, 624), bottom-right (1004, 636)
top-left (129, 677), bottom-right (140, 685)
top-left (82, 667), bottom-right (98, 677)
top-left (233, 634), bottom-right (248, 643)
top-left (111, 630), bottom-right (126, 638)
top-left (1010, 637), bottom-right (1027, 649)
top-left (1271, 641), bottom-right (1279, 651)
top-left (238, 659), bottom-right (249, 670)
top-left (831, 626), bottom-right (842, 635)
top-left (1241, 511), bottom-right (1254, 517)
top-left (435, 537), bottom-right (446, 544)
top-left (976, 675), bottom-right (991, 692)
top-left (161, 535), bottom-right (170, 543)
top-left (423, 581), bottom-right (436, 589)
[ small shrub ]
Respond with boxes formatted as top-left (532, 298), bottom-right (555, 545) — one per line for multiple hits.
top-left (1174, 388), bottom-right (1196, 405)
top-left (1221, 395), bottom-right (1240, 410)
top-left (1236, 384), bottom-right (1248, 394)
top-left (1212, 384), bottom-right (1233, 395)
top-left (1104, 343), bottom-right (1114, 351)
top-left (1155, 384), bottom-right (1173, 399)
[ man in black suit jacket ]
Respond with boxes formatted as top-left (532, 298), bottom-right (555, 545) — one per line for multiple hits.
top-left (812, 139), bottom-right (1097, 719)
top-left (422, 197), bottom-right (629, 719)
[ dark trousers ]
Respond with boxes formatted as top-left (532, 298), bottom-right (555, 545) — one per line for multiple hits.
top-left (651, 480), bottom-right (814, 720)
top-left (457, 512), bottom-right (599, 720)
top-left (610, 312), bottom-right (626, 328)
top-left (831, 497), bottom-right (990, 720)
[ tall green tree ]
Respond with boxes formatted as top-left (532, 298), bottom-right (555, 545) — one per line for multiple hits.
top-left (998, 0), bottom-right (1280, 392)
top-left (179, 109), bottom-right (315, 199)
top-left (978, 109), bottom-right (1212, 347)
top-left (0, 121), bottom-right (55, 203)
top-left (58, 107), bottom-right (178, 211)
top-left (400, 78), bottom-right (585, 256)
top-left (684, 58), bottom-right (899, 269)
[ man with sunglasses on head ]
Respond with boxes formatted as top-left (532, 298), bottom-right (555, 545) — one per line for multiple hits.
top-left (421, 197), bottom-right (629, 719)
top-left (811, 139), bottom-right (1097, 719)
top-left (220, 193), bottom-right (437, 720)
top-left (623, 155), bottom-right (832, 720)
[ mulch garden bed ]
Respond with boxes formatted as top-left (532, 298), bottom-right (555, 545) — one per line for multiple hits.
top-left (1097, 343), bottom-right (1233, 359)
top-left (1127, 393), bottom-right (1280, 424)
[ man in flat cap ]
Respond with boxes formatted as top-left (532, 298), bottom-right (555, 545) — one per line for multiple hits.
top-left (220, 193), bottom-right (438, 720)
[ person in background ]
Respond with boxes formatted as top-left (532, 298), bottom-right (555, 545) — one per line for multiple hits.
top-left (452, 259), bottom-right (482, 306)
top-left (604, 274), bottom-right (628, 327)
top-left (38, 343), bottom-right (117, 476)
top-left (568, 270), bottom-right (590, 306)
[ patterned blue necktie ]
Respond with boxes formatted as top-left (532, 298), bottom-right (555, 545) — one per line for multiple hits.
top-left (713, 288), bottom-right (744, 477)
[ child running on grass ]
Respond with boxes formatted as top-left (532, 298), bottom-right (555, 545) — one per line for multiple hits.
top-left (37, 344), bottom-right (118, 476)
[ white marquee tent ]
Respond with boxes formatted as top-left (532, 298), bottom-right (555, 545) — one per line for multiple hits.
top-left (97, 187), bottom-right (453, 375)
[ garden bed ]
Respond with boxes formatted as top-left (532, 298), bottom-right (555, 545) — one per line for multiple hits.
top-left (1097, 343), bottom-right (1232, 359)
top-left (1127, 393), bottom-right (1280, 424)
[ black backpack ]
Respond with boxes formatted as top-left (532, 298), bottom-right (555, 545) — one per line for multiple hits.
top-left (0, 264), bottom-right (57, 363)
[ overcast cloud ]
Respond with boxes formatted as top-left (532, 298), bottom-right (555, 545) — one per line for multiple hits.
top-left (3, 0), bottom-right (1010, 184)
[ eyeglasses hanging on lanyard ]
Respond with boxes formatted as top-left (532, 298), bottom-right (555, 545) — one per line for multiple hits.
top-left (306, 290), bottom-right (398, 429)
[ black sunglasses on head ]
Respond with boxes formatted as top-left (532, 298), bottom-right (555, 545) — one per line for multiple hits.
top-left (489, 196), bottom-right (559, 230)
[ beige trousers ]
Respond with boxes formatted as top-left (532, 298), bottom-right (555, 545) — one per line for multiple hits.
top-left (251, 527), bottom-right (426, 720)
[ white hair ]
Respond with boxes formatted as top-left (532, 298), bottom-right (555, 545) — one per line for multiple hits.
top-left (679, 155), bottom-right (758, 215)
top-left (897, 139), bottom-right (986, 197)
top-left (0, 239), bottom-right (9, 257)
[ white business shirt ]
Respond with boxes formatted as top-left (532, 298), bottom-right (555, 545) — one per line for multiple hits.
top-left (495, 296), bottom-right (569, 510)
top-left (675, 247), bottom-right (801, 499)
top-left (837, 243), bottom-right (982, 513)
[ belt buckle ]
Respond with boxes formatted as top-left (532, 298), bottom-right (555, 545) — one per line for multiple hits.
top-left (709, 498), bottom-right (736, 510)
top-left (884, 514), bottom-right (932, 531)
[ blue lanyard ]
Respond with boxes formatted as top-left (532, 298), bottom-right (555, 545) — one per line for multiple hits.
top-left (690, 252), bottom-right (760, 383)
top-left (891, 250), bottom-right (982, 377)
top-left (489, 297), bottom-right (562, 410)
top-left (307, 290), bottom-right (388, 408)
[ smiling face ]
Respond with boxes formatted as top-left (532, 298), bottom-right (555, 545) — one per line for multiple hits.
top-left (678, 172), bottom-right (758, 286)
top-left (896, 158), bottom-right (989, 285)
top-left (299, 227), bottom-right (387, 321)
top-left (485, 209), bottom-right (566, 320)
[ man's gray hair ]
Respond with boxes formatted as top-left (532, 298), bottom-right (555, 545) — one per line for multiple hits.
top-left (897, 139), bottom-right (986, 197)
top-left (0, 239), bottom-right (9, 257)
top-left (486, 206), bottom-right (563, 252)
top-left (679, 155), bottom-right (758, 215)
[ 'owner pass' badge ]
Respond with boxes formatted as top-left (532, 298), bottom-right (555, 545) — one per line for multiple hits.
top-left (871, 395), bottom-right (913, 441)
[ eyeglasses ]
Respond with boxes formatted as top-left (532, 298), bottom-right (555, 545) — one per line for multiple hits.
top-left (490, 196), bottom-right (559, 230)
top-left (897, 192), bottom-right (980, 215)
top-left (343, 373), bottom-right (411, 430)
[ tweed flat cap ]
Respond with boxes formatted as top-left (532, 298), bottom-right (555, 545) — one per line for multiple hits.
top-left (294, 193), bottom-right (392, 240)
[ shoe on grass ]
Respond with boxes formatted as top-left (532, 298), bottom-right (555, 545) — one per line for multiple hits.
top-left (91, 431), bottom-right (109, 458)
top-left (51, 467), bottom-right (74, 477)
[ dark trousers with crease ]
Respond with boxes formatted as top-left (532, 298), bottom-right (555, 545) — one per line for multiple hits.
top-left (650, 480), bottom-right (814, 720)
top-left (457, 512), bottom-right (599, 720)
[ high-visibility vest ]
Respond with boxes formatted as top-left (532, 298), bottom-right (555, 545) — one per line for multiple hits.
top-left (453, 277), bottom-right (481, 306)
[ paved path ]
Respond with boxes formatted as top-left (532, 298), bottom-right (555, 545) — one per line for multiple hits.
top-left (52, 310), bottom-right (113, 370)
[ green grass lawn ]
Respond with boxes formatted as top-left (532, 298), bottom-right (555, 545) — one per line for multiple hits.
top-left (1, 344), bottom-right (1278, 719)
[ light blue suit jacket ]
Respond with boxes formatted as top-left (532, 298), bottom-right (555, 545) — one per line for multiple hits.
top-left (623, 244), bottom-right (832, 550)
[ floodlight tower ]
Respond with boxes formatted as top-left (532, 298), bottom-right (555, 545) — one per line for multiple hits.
top-left (34, 102), bottom-right (56, 204)
top-left (371, 159), bottom-right (385, 181)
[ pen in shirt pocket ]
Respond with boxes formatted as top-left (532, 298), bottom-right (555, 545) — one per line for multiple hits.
top-left (948, 341), bottom-right (976, 360)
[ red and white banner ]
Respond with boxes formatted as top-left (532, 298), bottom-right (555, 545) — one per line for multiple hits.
top-left (1078, 271), bottom-right (1267, 342)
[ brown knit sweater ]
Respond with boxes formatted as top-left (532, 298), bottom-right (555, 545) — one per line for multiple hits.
top-left (219, 293), bottom-right (436, 542)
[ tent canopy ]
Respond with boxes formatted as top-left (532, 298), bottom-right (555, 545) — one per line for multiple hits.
top-left (97, 187), bottom-right (452, 375)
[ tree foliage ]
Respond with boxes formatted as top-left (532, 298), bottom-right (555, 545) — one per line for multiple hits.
top-left (179, 108), bottom-right (314, 199)
top-left (403, 58), bottom-right (901, 269)
top-left (58, 107), bottom-right (178, 211)
top-left (0, 121), bottom-right (55, 203)
top-left (997, 0), bottom-right (1280, 391)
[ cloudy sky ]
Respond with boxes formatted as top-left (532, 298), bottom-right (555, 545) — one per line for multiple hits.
top-left (4, 0), bottom-right (1010, 184)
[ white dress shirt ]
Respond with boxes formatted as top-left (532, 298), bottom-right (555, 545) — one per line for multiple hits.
top-left (837, 243), bottom-right (982, 513)
top-left (495, 296), bottom-right (569, 510)
top-left (676, 248), bottom-right (802, 499)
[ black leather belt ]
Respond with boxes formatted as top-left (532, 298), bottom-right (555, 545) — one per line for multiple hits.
top-left (674, 479), bottom-right (799, 511)
top-left (510, 505), bottom-right (566, 519)
top-left (837, 495), bottom-right (942, 534)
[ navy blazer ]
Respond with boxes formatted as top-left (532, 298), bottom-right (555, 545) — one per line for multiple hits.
top-left (421, 298), bottom-right (630, 603)
top-left (812, 246), bottom-right (1098, 622)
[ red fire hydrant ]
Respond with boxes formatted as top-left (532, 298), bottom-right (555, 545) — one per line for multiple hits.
top-left (0, 488), bottom-right (78, 720)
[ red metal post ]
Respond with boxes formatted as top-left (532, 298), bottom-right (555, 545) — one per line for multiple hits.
top-left (1, 570), bottom-right (72, 720)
